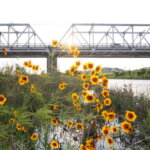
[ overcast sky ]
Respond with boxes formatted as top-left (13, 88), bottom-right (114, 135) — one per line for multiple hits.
top-left (1, 0), bottom-right (150, 71)
top-left (1, 0), bottom-right (150, 42)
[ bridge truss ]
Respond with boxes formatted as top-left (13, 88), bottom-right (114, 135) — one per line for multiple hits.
top-left (59, 24), bottom-right (150, 57)
top-left (0, 24), bottom-right (47, 53)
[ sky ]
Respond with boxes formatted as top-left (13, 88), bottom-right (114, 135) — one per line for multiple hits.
top-left (1, 0), bottom-right (150, 72)
top-left (1, 0), bottom-right (150, 42)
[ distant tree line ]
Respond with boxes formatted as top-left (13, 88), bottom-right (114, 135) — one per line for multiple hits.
top-left (106, 68), bottom-right (150, 79)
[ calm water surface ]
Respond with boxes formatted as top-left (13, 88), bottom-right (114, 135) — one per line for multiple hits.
top-left (109, 79), bottom-right (150, 98)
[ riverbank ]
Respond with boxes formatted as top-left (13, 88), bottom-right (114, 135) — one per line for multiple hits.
top-left (0, 69), bottom-right (150, 150)
top-left (106, 68), bottom-right (150, 79)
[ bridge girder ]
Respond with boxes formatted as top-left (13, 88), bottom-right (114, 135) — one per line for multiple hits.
top-left (59, 23), bottom-right (150, 56)
top-left (0, 23), bottom-right (46, 50)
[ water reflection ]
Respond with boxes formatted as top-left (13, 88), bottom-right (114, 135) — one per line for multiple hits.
top-left (109, 79), bottom-right (150, 98)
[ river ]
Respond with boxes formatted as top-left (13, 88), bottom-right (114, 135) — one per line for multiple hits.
top-left (108, 79), bottom-right (150, 98)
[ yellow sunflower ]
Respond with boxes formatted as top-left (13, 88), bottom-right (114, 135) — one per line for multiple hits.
top-left (95, 65), bottom-right (102, 73)
top-left (69, 65), bottom-right (77, 76)
top-left (75, 60), bottom-right (81, 67)
top-left (28, 63), bottom-right (33, 68)
top-left (59, 44), bottom-right (66, 51)
top-left (69, 45), bottom-right (77, 53)
top-left (16, 123), bottom-right (21, 131)
top-left (32, 65), bottom-right (40, 71)
top-left (120, 121), bottom-right (133, 134)
top-left (101, 90), bottom-right (110, 98)
top-left (72, 93), bottom-right (79, 101)
top-left (86, 62), bottom-right (94, 70)
top-left (81, 90), bottom-right (88, 97)
top-left (51, 40), bottom-right (59, 47)
top-left (67, 121), bottom-right (73, 127)
top-left (73, 101), bottom-right (78, 106)
top-left (22, 126), bottom-right (27, 133)
top-left (18, 79), bottom-right (25, 86)
top-left (125, 111), bottom-right (137, 122)
top-left (86, 138), bottom-right (94, 147)
top-left (16, 70), bottom-right (20, 76)
top-left (21, 75), bottom-right (29, 83)
top-left (83, 82), bottom-right (89, 90)
top-left (13, 111), bottom-right (18, 116)
top-left (31, 133), bottom-right (38, 141)
top-left (75, 104), bottom-right (82, 110)
top-left (106, 137), bottom-right (114, 146)
top-left (73, 49), bottom-right (80, 57)
top-left (107, 112), bottom-right (116, 122)
top-left (58, 82), bottom-right (66, 90)
top-left (77, 71), bottom-right (82, 77)
top-left (81, 74), bottom-right (88, 81)
top-left (9, 118), bottom-right (15, 123)
top-left (102, 126), bottom-right (110, 137)
top-left (80, 144), bottom-right (86, 150)
top-left (111, 126), bottom-right (118, 134)
top-left (104, 98), bottom-right (112, 106)
top-left (90, 75), bottom-right (99, 85)
top-left (90, 70), bottom-right (97, 76)
top-left (83, 64), bottom-right (88, 71)
top-left (97, 135), bottom-right (103, 141)
top-left (51, 118), bottom-right (59, 126)
top-left (102, 110), bottom-right (108, 120)
top-left (23, 61), bottom-right (29, 67)
top-left (102, 77), bottom-right (109, 88)
top-left (97, 103), bottom-right (103, 113)
top-left (50, 141), bottom-right (59, 149)
top-left (53, 105), bottom-right (59, 111)
top-left (18, 75), bottom-right (29, 85)
top-left (75, 123), bottom-right (85, 130)
top-left (84, 94), bottom-right (95, 103)
top-left (0, 94), bottom-right (7, 105)
top-left (30, 84), bottom-right (37, 93)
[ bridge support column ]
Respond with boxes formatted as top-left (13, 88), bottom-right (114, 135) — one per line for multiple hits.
top-left (47, 54), bottom-right (51, 72)
top-left (47, 51), bottom-right (58, 72)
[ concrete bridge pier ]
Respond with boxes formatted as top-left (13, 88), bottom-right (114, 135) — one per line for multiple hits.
top-left (47, 51), bottom-right (59, 72)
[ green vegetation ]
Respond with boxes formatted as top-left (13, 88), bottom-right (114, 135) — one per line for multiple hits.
top-left (0, 66), bottom-right (150, 150)
top-left (106, 68), bottom-right (150, 79)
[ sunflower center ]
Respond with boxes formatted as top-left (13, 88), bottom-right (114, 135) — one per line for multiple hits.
top-left (96, 67), bottom-right (100, 71)
top-left (53, 41), bottom-right (57, 45)
top-left (85, 84), bottom-right (88, 87)
top-left (108, 138), bottom-right (112, 144)
top-left (77, 125), bottom-right (82, 129)
top-left (0, 97), bottom-right (4, 101)
top-left (33, 135), bottom-right (37, 138)
top-left (113, 128), bottom-right (117, 132)
top-left (124, 124), bottom-right (129, 129)
top-left (92, 77), bottom-right (98, 82)
top-left (106, 100), bottom-right (109, 104)
top-left (108, 114), bottom-right (114, 119)
top-left (128, 113), bottom-right (134, 118)
top-left (104, 129), bottom-right (108, 134)
top-left (53, 143), bottom-right (57, 146)
top-left (83, 75), bottom-right (86, 79)
top-left (103, 79), bottom-right (108, 83)
top-left (104, 92), bottom-right (108, 96)
top-left (22, 77), bottom-right (27, 81)
top-left (87, 96), bottom-right (93, 100)
top-left (88, 64), bottom-right (93, 68)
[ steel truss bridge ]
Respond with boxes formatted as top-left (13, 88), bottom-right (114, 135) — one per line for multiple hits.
top-left (59, 23), bottom-right (150, 57)
top-left (0, 23), bottom-right (48, 57)
top-left (1, 23), bottom-right (150, 60)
